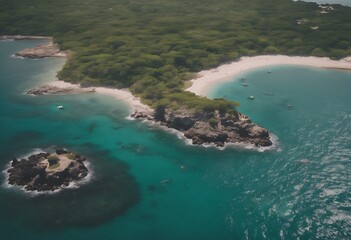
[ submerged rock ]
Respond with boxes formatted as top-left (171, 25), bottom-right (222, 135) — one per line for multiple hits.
top-left (131, 108), bottom-right (273, 148)
top-left (7, 150), bottom-right (89, 192)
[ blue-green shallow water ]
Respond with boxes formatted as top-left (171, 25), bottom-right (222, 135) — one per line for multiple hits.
top-left (1, 40), bottom-right (351, 239)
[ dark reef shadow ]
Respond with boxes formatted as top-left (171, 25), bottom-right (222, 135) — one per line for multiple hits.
top-left (87, 122), bottom-right (97, 133)
top-left (0, 146), bottom-right (141, 231)
top-left (9, 131), bottom-right (42, 144)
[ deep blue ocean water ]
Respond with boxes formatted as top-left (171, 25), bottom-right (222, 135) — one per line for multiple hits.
top-left (1, 40), bottom-right (351, 240)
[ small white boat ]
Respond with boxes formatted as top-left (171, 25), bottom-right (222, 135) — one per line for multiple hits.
top-left (241, 82), bottom-right (248, 86)
top-left (267, 70), bottom-right (271, 73)
top-left (248, 96), bottom-right (255, 100)
top-left (160, 179), bottom-right (171, 185)
top-left (57, 105), bottom-right (64, 110)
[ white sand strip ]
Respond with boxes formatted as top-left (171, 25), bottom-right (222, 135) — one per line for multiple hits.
top-left (50, 80), bottom-right (152, 113)
top-left (186, 55), bottom-right (351, 96)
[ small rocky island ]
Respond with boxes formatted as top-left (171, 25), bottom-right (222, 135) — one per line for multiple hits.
top-left (7, 149), bottom-right (89, 192)
top-left (132, 106), bottom-right (272, 148)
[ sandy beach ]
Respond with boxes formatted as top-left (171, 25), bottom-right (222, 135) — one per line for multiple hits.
top-left (186, 55), bottom-right (351, 96)
top-left (50, 80), bottom-right (152, 113)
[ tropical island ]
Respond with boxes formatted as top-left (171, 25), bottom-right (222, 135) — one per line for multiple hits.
top-left (1, 0), bottom-right (351, 147)
top-left (7, 149), bottom-right (89, 192)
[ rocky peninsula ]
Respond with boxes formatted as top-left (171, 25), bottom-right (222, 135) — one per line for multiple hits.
top-left (13, 37), bottom-right (272, 149)
top-left (7, 149), bottom-right (89, 192)
top-left (27, 85), bottom-right (95, 95)
top-left (0, 35), bottom-right (67, 58)
top-left (15, 42), bottom-right (67, 58)
top-left (131, 107), bottom-right (272, 148)
top-left (0, 35), bottom-right (50, 41)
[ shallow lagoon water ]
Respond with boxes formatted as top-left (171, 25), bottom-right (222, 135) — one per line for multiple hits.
top-left (1, 40), bottom-right (351, 239)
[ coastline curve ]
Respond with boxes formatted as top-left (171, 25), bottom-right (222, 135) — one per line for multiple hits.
top-left (186, 55), bottom-right (351, 97)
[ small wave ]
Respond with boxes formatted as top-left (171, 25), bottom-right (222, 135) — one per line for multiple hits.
top-left (64, 160), bottom-right (94, 190)
top-left (18, 148), bottom-right (45, 159)
top-left (193, 133), bottom-right (281, 152)
top-left (11, 54), bottom-right (46, 60)
top-left (125, 115), bottom-right (136, 121)
top-left (10, 54), bottom-right (24, 59)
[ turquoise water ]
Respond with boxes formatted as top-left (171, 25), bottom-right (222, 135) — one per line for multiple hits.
top-left (1, 41), bottom-right (351, 239)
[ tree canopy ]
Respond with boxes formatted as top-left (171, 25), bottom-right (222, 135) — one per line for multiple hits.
top-left (1, 0), bottom-right (350, 112)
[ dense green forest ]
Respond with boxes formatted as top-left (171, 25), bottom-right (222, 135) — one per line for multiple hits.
top-left (1, 0), bottom-right (351, 112)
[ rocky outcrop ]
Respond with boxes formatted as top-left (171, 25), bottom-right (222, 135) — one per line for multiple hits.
top-left (131, 108), bottom-right (272, 148)
top-left (1, 35), bottom-right (67, 58)
top-left (131, 111), bottom-right (153, 120)
top-left (7, 149), bottom-right (89, 192)
top-left (0, 35), bottom-right (50, 41)
top-left (15, 42), bottom-right (67, 58)
top-left (27, 85), bottom-right (95, 95)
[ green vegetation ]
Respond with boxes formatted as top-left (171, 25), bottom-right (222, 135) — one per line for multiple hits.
top-left (208, 118), bottom-right (218, 128)
top-left (48, 155), bottom-right (60, 167)
top-left (1, 0), bottom-right (351, 113)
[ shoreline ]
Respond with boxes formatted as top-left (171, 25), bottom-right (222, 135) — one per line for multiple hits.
top-left (142, 117), bottom-right (280, 151)
top-left (51, 55), bottom-right (351, 121)
top-left (49, 80), bottom-right (152, 114)
top-left (16, 37), bottom-right (351, 150)
top-left (2, 35), bottom-right (149, 113)
top-left (186, 55), bottom-right (351, 96)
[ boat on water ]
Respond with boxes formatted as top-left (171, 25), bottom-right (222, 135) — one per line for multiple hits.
top-left (241, 82), bottom-right (248, 86)
top-left (248, 96), bottom-right (255, 100)
top-left (160, 179), bottom-right (171, 185)
top-left (267, 70), bottom-right (271, 73)
top-left (57, 105), bottom-right (64, 109)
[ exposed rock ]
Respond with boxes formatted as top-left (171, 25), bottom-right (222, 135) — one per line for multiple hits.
top-left (15, 42), bottom-right (67, 58)
top-left (7, 150), bottom-right (89, 192)
top-left (56, 149), bottom-right (68, 155)
top-left (131, 111), bottom-right (150, 119)
top-left (2, 35), bottom-right (68, 59)
top-left (154, 105), bottom-right (166, 122)
top-left (131, 108), bottom-right (273, 148)
top-left (0, 35), bottom-right (50, 41)
top-left (27, 85), bottom-right (95, 95)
